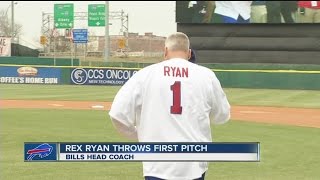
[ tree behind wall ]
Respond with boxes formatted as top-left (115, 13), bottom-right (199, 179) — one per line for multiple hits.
top-left (0, 9), bottom-right (22, 38)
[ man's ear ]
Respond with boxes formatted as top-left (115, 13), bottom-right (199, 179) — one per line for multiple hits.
top-left (164, 47), bottom-right (168, 60)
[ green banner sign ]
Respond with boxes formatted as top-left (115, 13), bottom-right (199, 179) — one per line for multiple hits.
top-left (54, 4), bottom-right (74, 29)
top-left (88, 4), bottom-right (106, 27)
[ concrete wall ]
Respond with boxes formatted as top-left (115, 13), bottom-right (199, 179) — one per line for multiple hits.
top-left (178, 24), bottom-right (320, 64)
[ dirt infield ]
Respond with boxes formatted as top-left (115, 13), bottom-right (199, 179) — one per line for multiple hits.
top-left (1, 100), bottom-right (320, 128)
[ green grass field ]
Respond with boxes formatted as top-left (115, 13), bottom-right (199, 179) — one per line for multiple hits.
top-left (1, 84), bottom-right (320, 180)
top-left (2, 84), bottom-right (320, 108)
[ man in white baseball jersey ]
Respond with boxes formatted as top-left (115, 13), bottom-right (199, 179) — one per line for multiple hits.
top-left (109, 32), bottom-right (231, 180)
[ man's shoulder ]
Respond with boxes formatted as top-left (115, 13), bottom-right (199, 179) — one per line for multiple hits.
top-left (137, 62), bottom-right (160, 73)
top-left (130, 62), bottom-right (160, 80)
top-left (193, 64), bottom-right (216, 77)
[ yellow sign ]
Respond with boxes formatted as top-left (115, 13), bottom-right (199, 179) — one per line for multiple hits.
top-left (118, 39), bottom-right (125, 49)
top-left (40, 36), bottom-right (47, 45)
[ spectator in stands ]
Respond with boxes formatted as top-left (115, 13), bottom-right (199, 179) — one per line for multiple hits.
top-left (186, 1), bottom-right (208, 23)
top-left (213, 1), bottom-right (253, 23)
top-left (186, 1), bottom-right (217, 23)
top-left (266, 1), bottom-right (297, 23)
top-left (266, 1), bottom-right (281, 23)
top-left (280, 1), bottom-right (298, 23)
top-left (297, 1), bottom-right (320, 23)
top-left (177, 1), bottom-right (193, 23)
top-left (250, 1), bottom-right (267, 23)
top-left (203, 1), bottom-right (216, 23)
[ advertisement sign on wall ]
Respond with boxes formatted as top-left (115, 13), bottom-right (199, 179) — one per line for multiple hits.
top-left (0, 37), bottom-right (11, 57)
top-left (70, 68), bottom-right (139, 85)
top-left (0, 66), bottom-right (61, 84)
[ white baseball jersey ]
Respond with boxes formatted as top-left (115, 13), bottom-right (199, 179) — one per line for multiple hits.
top-left (109, 58), bottom-right (230, 180)
top-left (214, 1), bottom-right (252, 20)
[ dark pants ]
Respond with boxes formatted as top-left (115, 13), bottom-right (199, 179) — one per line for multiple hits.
top-left (266, 1), bottom-right (281, 23)
top-left (266, 1), bottom-right (296, 23)
top-left (145, 172), bottom-right (206, 180)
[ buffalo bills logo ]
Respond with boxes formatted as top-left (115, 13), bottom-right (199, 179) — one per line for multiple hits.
top-left (26, 143), bottom-right (53, 160)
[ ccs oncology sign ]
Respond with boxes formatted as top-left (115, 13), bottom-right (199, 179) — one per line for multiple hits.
top-left (71, 68), bottom-right (138, 85)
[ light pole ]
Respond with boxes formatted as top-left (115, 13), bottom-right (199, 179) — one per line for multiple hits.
top-left (11, 1), bottom-right (14, 41)
top-left (104, 1), bottom-right (109, 62)
top-left (5, 2), bottom-right (17, 15)
top-left (5, 2), bottom-right (18, 41)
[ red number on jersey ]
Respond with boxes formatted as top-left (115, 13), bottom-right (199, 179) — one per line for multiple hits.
top-left (170, 81), bottom-right (182, 114)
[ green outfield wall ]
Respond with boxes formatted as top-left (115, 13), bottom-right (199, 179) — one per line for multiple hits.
top-left (201, 63), bottom-right (320, 71)
top-left (61, 68), bottom-right (72, 85)
top-left (0, 64), bottom-right (320, 90)
top-left (215, 71), bottom-right (320, 90)
top-left (0, 57), bottom-right (79, 66)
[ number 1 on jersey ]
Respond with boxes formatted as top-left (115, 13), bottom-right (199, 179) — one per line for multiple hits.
top-left (170, 81), bottom-right (182, 114)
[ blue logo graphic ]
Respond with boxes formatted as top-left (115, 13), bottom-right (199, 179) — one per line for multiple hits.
top-left (71, 68), bottom-right (88, 85)
top-left (24, 143), bottom-right (57, 161)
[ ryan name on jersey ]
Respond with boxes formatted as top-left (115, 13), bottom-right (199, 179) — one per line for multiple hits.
top-left (164, 66), bottom-right (188, 78)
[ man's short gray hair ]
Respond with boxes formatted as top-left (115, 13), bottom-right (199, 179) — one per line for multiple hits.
top-left (165, 32), bottom-right (190, 51)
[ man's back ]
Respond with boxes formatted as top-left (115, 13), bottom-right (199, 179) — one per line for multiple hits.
top-left (138, 58), bottom-right (217, 142)
top-left (109, 58), bottom-right (230, 179)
